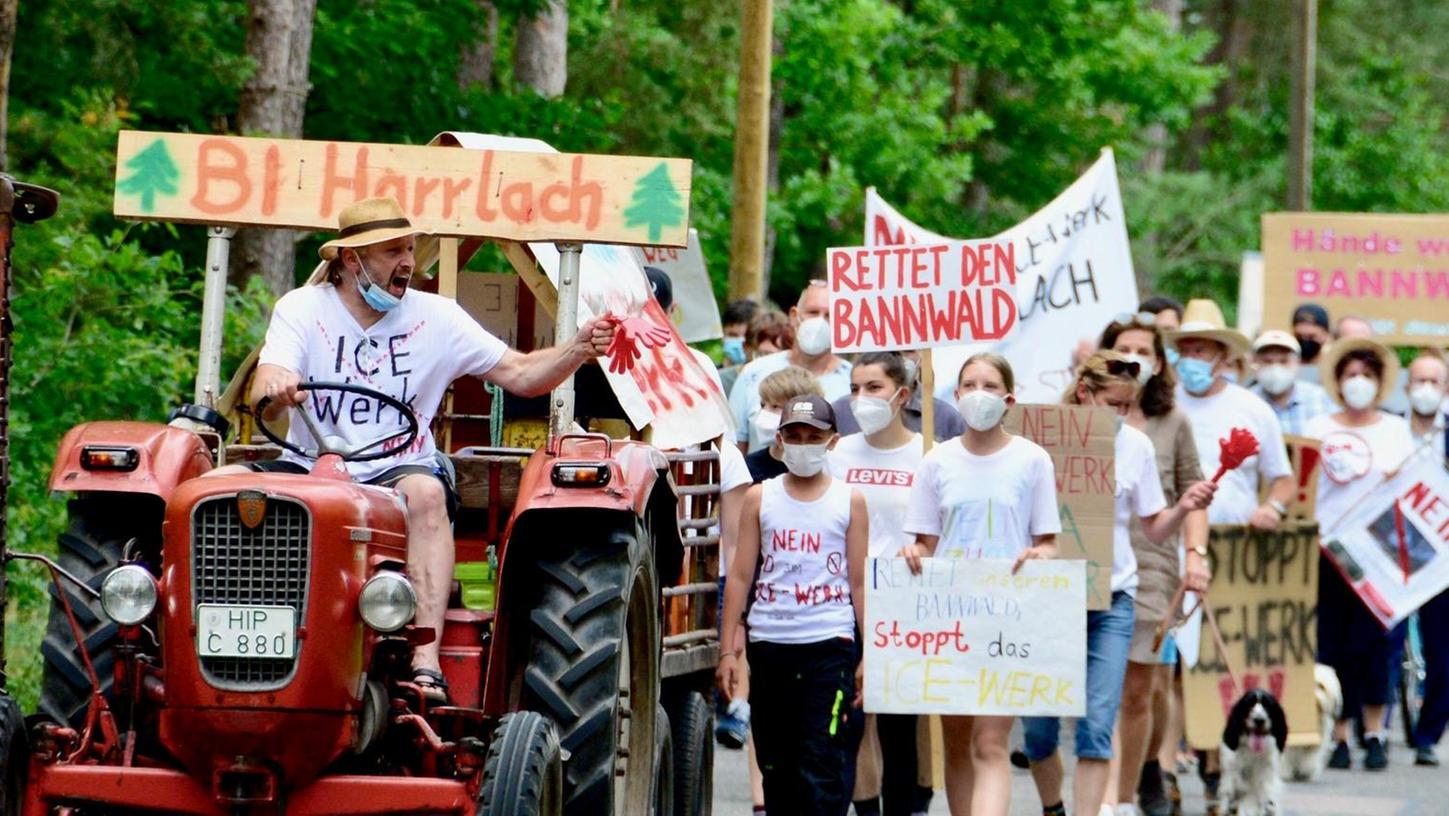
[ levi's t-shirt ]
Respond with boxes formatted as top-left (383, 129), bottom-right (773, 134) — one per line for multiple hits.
top-left (258, 284), bottom-right (508, 481)
top-left (827, 433), bottom-right (924, 558)
top-left (904, 435), bottom-right (1061, 559)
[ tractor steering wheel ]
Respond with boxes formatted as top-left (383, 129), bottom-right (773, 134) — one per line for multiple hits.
top-left (254, 381), bottom-right (421, 463)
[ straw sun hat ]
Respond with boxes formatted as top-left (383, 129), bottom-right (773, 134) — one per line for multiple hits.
top-left (1319, 337), bottom-right (1401, 408)
top-left (1165, 299), bottom-right (1251, 358)
top-left (318, 197), bottom-right (429, 261)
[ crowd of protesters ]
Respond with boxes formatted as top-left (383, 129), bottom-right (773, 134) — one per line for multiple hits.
top-left (697, 279), bottom-right (1449, 816)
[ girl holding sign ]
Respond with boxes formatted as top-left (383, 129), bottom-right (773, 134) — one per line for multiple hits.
top-left (1099, 316), bottom-right (1211, 815)
top-left (901, 353), bottom-right (1061, 816)
top-left (829, 352), bottom-right (931, 816)
top-left (1023, 351), bottom-right (1217, 816)
top-left (718, 394), bottom-right (870, 815)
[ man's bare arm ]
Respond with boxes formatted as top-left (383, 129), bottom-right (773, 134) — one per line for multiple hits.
top-left (482, 317), bottom-right (617, 397)
top-left (250, 363), bottom-right (307, 421)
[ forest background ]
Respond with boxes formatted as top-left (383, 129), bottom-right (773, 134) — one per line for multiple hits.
top-left (3, 0), bottom-right (1448, 706)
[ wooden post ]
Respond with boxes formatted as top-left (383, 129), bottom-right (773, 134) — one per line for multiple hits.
top-left (920, 349), bottom-right (935, 453)
top-left (1287, 0), bottom-right (1317, 211)
top-left (728, 0), bottom-right (772, 302)
top-left (438, 237), bottom-right (459, 452)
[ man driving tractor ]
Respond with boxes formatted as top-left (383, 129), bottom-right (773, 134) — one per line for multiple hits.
top-left (210, 196), bottom-right (619, 702)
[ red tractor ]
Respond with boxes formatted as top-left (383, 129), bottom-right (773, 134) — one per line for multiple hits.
top-left (1, 135), bottom-right (724, 815)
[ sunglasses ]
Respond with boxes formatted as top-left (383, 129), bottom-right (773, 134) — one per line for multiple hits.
top-left (1105, 358), bottom-right (1142, 379)
top-left (1111, 311), bottom-right (1158, 329)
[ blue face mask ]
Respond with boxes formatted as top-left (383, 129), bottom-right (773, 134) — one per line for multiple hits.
top-left (1165, 346), bottom-right (1180, 368)
top-left (353, 255), bottom-right (401, 313)
top-left (722, 336), bottom-right (747, 365)
top-left (1175, 356), bottom-right (1217, 395)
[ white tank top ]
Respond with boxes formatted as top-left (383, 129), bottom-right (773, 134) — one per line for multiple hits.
top-left (748, 476), bottom-right (856, 644)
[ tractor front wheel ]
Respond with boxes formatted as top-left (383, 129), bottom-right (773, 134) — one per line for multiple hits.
top-left (0, 691), bottom-right (24, 815)
top-left (39, 498), bottom-right (156, 728)
top-left (522, 524), bottom-right (660, 816)
top-left (477, 712), bottom-right (564, 816)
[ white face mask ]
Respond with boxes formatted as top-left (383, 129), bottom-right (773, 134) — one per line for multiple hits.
top-left (1256, 363), bottom-right (1297, 397)
top-left (753, 409), bottom-right (781, 438)
top-left (795, 316), bottom-right (832, 356)
top-left (1341, 375), bottom-right (1378, 411)
top-left (1409, 383), bottom-right (1446, 417)
top-left (1120, 353), bottom-right (1155, 386)
top-left (957, 390), bottom-right (1008, 432)
top-left (851, 392), bottom-right (900, 436)
top-left (782, 442), bottom-right (830, 477)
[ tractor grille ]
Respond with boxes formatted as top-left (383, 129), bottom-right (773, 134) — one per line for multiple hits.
top-left (192, 495), bottom-right (310, 690)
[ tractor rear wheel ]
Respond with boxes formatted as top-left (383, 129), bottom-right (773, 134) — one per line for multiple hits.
top-left (0, 692), bottom-right (24, 815)
top-left (653, 704), bottom-right (673, 816)
top-left (477, 711), bottom-right (564, 816)
top-left (522, 524), bottom-right (660, 816)
top-left (38, 499), bottom-right (144, 728)
top-left (665, 690), bottom-right (713, 816)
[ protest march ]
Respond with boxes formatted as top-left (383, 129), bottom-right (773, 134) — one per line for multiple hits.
top-left (12, 6), bottom-right (1449, 816)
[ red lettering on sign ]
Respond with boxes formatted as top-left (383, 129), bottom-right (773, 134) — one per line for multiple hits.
top-left (191, 138), bottom-right (253, 215)
top-left (260, 145), bottom-right (281, 216)
top-left (320, 144), bottom-right (368, 218)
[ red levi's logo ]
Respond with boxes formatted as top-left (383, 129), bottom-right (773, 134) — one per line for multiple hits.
top-left (844, 468), bottom-right (913, 487)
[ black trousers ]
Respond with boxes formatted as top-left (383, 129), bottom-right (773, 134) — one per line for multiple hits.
top-left (748, 638), bottom-right (862, 816)
top-left (872, 713), bottom-right (923, 816)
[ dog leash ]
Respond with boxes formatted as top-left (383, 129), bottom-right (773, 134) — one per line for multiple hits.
top-left (1153, 580), bottom-right (1242, 695)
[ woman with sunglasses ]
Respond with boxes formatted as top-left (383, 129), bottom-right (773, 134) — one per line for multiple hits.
top-left (1099, 314), bottom-right (1210, 816)
top-left (1023, 350), bottom-right (1216, 816)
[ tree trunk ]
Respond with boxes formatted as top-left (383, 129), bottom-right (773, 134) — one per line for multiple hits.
top-left (232, 0), bottom-right (317, 296)
top-left (760, 29), bottom-right (785, 296)
top-left (458, 0), bottom-right (499, 90)
top-left (1182, 0), bottom-right (1249, 169)
top-left (513, 0), bottom-right (568, 98)
top-left (0, 0), bottom-right (17, 171)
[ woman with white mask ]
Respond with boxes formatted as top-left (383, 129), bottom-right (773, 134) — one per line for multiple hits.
top-left (1023, 351), bottom-right (1216, 816)
top-left (901, 353), bottom-right (1062, 816)
top-left (1306, 338), bottom-right (1414, 772)
top-left (829, 352), bottom-right (930, 816)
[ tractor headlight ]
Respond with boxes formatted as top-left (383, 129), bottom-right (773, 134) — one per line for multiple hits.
top-left (358, 572), bottom-right (417, 633)
top-left (100, 564), bottom-right (157, 626)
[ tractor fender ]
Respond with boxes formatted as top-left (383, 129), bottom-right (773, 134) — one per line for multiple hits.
top-left (49, 421), bottom-right (213, 501)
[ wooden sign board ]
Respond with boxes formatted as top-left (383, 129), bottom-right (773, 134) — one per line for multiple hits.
top-left (1183, 521), bottom-right (1320, 749)
top-left (113, 130), bottom-right (692, 247)
top-left (1262, 212), bottom-right (1449, 345)
top-left (1261, 434), bottom-right (1321, 522)
top-left (1006, 404), bottom-right (1117, 610)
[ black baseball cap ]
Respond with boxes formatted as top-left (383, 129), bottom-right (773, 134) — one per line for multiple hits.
top-left (643, 266), bottom-right (674, 311)
top-left (779, 394), bottom-right (836, 431)
top-left (1292, 303), bottom-right (1329, 329)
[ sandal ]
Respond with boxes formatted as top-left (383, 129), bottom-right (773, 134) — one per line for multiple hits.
top-left (411, 668), bottom-right (450, 705)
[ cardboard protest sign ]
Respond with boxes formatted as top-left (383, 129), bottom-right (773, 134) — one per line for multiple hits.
top-left (1183, 522), bottom-right (1320, 750)
top-left (826, 239), bottom-right (1020, 353)
top-left (1262, 434), bottom-right (1322, 522)
top-left (1261, 212), bottom-right (1449, 345)
top-left (866, 150), bottom-right (1139, 403)
top-left (1004, 404), bottom-right (1116, 610)
top-left (114, 130), bottom-right (692, 247)
top-left (864, 557), bottom-right (1086, 716)
top-left (456, 272), bottom-right (554, 351)
top-left (634, 228), bottom-right (724, 343)
top-left (1323, 449), bottom-right (1449, 628)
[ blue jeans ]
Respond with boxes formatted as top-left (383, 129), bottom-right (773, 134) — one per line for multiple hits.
top-left (1023, 590), bottom-right (1135, 761)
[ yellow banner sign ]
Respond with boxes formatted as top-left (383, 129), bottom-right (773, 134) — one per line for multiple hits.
top-left (1262, 212), bottom-right (1449, 344)
top-left (113, 130), bottom-right (692, 247)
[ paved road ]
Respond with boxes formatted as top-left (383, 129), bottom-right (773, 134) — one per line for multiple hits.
top-left (712, 731), bottom-right (1447, 815)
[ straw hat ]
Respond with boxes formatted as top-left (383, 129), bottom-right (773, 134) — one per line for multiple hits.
top-left (318, 197), bottom-right (429, 260)
top-left (1319, 337), bottom-right (1401, 408)
top-left (1166, 299), bottom-right (1250, 358)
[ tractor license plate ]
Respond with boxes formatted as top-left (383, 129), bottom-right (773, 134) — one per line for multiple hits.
top-left (197, 604), bottom-right (296, 659)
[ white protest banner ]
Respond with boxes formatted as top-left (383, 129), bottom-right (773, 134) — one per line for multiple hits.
top-left (1323, 449), bottom-right (1449, 628)
top-left (865, 150), bottom-right (1138, 403)
top-left (635, 228), bottom-right (724, 343)
top-left (864, 557), bottom-right (1086, 717)
top-left (826, 239), bottom-right (1020, 353)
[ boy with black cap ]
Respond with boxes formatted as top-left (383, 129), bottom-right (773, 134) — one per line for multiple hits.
top-left (718, 394), bottom-right (870, 815)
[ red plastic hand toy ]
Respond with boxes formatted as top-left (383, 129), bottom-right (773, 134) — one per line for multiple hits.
top-left (1210, 427), bottom-right (1260, 484)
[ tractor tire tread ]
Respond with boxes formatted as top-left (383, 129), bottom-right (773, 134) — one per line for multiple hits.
top-left (478, 711), bottom-right (562, 816)
top-left (665, 690), bottom-right (713, 816)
